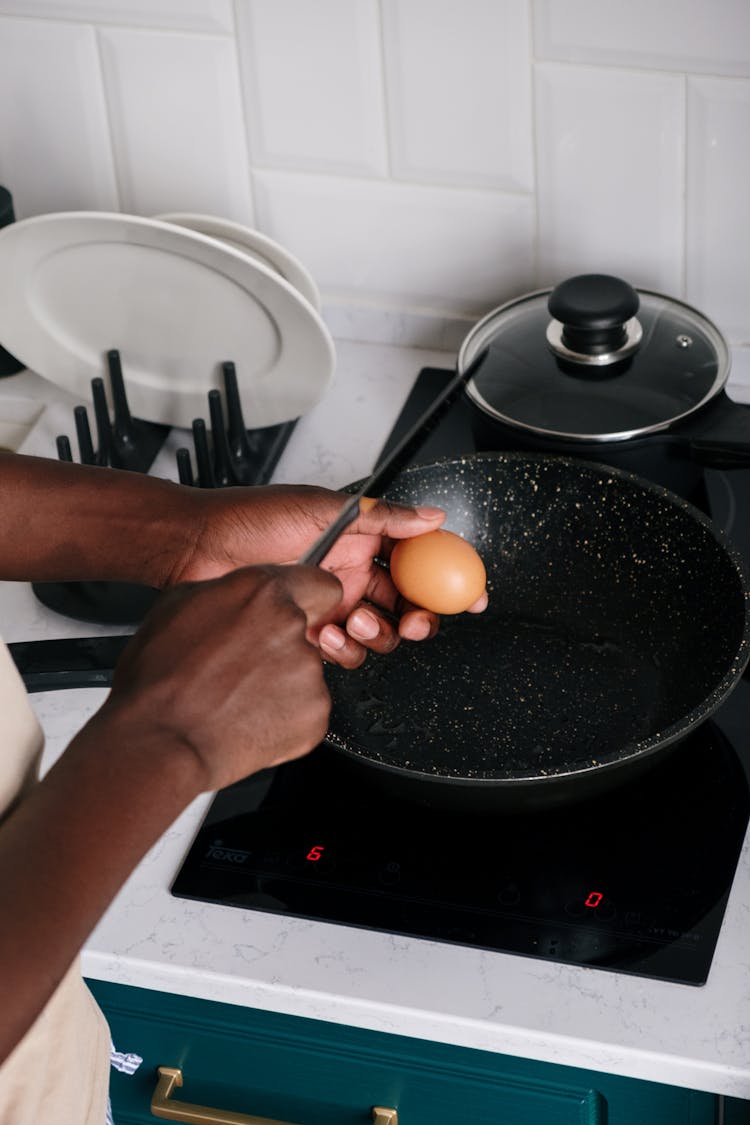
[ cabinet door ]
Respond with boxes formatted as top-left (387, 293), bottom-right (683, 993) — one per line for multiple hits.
top-left (90, 980), bottom-right (716, 1125)
top-left (724, 1099), bottom-right (750, 1123)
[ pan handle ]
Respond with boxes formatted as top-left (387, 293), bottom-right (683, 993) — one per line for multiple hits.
top-left (690, 437), bottom-right (750, 470)
top-left (8, 635), bottom-right (132, 693)
top-left (685, 390), bottom-right (750, 469)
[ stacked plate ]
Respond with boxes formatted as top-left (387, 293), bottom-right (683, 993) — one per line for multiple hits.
top-left (0, 211), bottom-right (334, 430)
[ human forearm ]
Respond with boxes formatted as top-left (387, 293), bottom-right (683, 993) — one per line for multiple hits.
top-left (0, 452), bottom-right (199, 586)
top-left (0, 700), bottom-right (206, 1062)
top-left (0, 563), bottom-right (338, 1063)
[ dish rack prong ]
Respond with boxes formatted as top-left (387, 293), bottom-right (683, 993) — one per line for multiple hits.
top-left (55, 349), bottom-right (169, 473)
top-left (176, 360), bottom-right (297, 490)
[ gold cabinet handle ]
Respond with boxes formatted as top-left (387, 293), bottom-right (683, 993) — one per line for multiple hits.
top-left (151, 1066), bottom-right (398, 1125)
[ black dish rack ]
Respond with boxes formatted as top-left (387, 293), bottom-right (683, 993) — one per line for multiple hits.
top-left (33, 350), bottom-right (297, 624)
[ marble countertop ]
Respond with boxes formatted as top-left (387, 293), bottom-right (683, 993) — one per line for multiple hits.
top-left (1, 341), bottom-right (749, 1100)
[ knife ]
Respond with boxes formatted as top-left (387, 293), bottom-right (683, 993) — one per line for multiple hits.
top-left (299, 347), bottom-right (488, 565)
top-left (9, 350), bottom-right (488, 691)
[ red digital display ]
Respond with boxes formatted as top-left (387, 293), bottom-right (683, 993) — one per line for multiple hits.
top-left (585, 891), bottom-right (603, 908)
top-left (306, 845), bottom-right (324, 862)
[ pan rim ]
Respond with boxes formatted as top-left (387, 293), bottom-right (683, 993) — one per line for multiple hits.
top-left (326, 451), bottom-right (750, 787)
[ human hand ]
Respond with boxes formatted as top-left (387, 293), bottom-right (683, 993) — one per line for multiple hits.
top-left (104, 564), bottom-right (341, 792)
top-left (0, 457), bottom-right (489, 663)
top-left (170, 485), bottom-right (488, 669)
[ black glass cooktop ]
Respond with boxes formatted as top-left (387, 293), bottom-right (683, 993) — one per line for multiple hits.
top-left (172, 368), bottom-right (750, 985)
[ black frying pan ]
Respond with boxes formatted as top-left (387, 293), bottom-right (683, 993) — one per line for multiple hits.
top-left (9, 452), bottom-right (750, 816)
top-left (322, 452), bottom-right (750, 812)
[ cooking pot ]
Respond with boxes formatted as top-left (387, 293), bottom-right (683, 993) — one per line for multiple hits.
top-left (459, 274), bottom-right (750, 498)
top-left (322, 453), bottom-right (750, 813)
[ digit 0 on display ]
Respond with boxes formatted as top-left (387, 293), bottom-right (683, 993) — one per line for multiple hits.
top-left (585, 891), bottom-right (604, 908)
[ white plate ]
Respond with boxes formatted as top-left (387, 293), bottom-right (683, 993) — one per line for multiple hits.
top-left (155, 212), bottom-right (322, 312)
top-left (0, 211), bottom-right (335, 430)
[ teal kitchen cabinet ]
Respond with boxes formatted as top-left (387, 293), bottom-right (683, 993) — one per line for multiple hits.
top-left (89, 979), bottom-right (741, 1125)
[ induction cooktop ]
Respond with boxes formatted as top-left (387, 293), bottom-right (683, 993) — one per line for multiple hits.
top-left (172, 368), bottom-right (750, 985)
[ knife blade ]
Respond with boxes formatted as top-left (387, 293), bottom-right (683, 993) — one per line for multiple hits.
top-left (299, 347), bottom-right (488, 566)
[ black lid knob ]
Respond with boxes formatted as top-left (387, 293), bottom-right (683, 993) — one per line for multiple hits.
top-left (548, 274), bottom-right (640, 357)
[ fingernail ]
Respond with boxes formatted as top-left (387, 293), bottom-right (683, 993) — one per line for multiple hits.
top-left (415, 506), bottom-right (445, 520)
top-left (349, 609), bottom-right (379, 640)
top-left (409, 615), bottom-right (432, 641)
top-left (320, 625), bottom-right (345, 651)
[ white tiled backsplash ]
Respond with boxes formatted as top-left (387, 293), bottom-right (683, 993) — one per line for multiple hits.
top-left (0, 0), bottom-right (748, 370)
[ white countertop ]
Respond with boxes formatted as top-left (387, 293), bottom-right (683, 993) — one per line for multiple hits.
top-left (1, 341), bottom-right (750, 1100)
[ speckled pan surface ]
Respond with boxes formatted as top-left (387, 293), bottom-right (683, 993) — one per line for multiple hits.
top-left (324, 453), bottom-right (750, 796)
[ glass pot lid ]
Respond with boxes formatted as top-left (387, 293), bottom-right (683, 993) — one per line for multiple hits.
top-left (460, 274), bottom-right (730, 443)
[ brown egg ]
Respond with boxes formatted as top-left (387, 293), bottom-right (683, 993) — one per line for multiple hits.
top-left (390, 529), bottom-right (486, 615)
